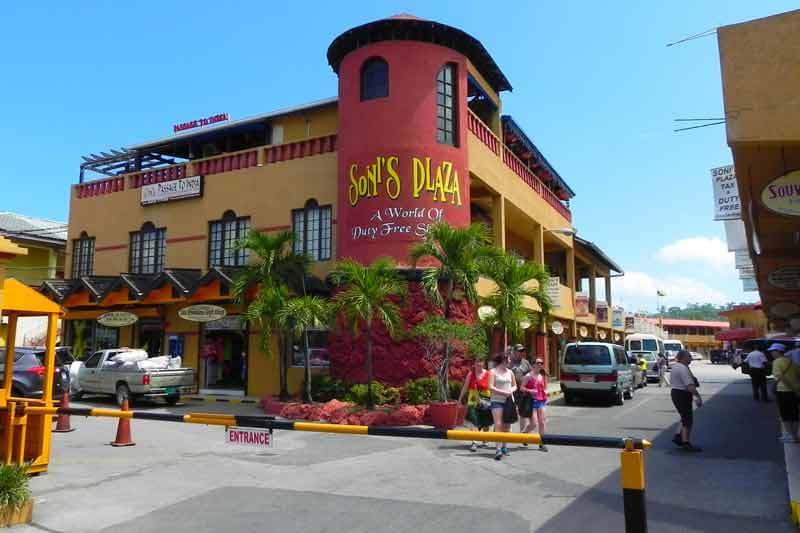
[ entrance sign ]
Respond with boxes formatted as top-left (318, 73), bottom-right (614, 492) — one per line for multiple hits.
top-left (179, 305), bottom-right (227, 323)
top-left (551, 321), bottom-right (564, 335)
top-left (141, 176), bottom-right (203, 206)
top-left (546, 277), bottom-right (561, 309)
top-left (225, 426), bottom-right (272, 448)
top-left (575, 293), bottom-right (589, 317)
top-left (711, 165), bottom-right (740, 220)
top-left (205, 316), bottom-right (245, 331)
top-left (612, 308), bottom-right (623, 328)
top-left (768, 266), bottom-right (800, 290)
top-left (97, 311), bottom-right (138, 328)
top-left (761, 170), bottom-right (800, 217)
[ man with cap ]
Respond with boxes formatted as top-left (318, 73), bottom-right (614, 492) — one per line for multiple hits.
top-left (510, 345), bottom-right (532, 421)
top-left (770, 342), bottom-right (800, 442)
top-left (745, 345), bottom-right (770, 402)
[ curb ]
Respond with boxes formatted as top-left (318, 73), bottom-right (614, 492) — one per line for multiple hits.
top-left (184, 396), bottom-right (260, 405)
top-left (783, 441), bottom-right (800, 528)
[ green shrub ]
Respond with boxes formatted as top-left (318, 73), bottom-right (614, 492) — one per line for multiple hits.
top-left (345, 382), bottom-right (383, 406)
top-left (449, 380), bottom-right (463, 401)
top-left (382, 386), bottom-right (401, 405)
top-left (309, 374), bottom-right (348, 403)
top-left (405, 377), bottom-right (439, 405)
top-left (0, 463), bottom-right (30, 510)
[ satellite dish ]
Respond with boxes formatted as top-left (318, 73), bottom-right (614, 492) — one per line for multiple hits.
top-left (477, 305), bottom-right (496, 320)
top-left (519, 320), bottom-right (531, 330)
top-left (551, 321), bottom-right (564, 335)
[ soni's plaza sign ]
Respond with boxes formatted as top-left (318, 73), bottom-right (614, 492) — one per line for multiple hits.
top-left (342, 154), bottom-right (469, 251)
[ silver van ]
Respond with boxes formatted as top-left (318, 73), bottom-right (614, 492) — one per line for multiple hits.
top-left (560, 342), bottom-right (635, 405)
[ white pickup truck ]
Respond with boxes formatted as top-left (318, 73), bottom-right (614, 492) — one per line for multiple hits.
top-left (74, 349), bottom-right (195, 406)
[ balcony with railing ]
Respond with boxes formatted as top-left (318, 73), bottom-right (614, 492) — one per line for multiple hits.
top-left (467, 110), bottom-right (572, 223)
top-left (74, 134), bottom-right (337, 200)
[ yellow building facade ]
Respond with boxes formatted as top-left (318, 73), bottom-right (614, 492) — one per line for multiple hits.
top-left (45, 15), bottom-right (624, 397)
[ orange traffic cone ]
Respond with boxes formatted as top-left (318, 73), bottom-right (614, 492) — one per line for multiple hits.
top-left (110, 398), bottom-right (135, 447)
top-left (53, 390), bottom-right (75, 433)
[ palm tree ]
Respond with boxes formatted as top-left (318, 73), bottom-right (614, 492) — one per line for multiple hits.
top-left (277, 295), bottom-right (332, 403)
top-left (330, 257), bottom-right (405, 409)
top-left (481, 252), bottom-right (552, 345)
top-left (409, 222), bottom-right (497, 401)
top-left (234, 230), bottom-right (309, 400)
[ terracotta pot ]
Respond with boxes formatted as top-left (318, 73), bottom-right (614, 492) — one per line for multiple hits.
top-left (0, 500), bottom-right (32, 527)
top-left (429, 401), bottom-right (460, 429)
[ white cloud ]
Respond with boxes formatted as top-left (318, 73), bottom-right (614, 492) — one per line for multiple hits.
top-left (656, 237), bottom-right (734, 272)
top-left (612, 271), bottom-right (728, 312)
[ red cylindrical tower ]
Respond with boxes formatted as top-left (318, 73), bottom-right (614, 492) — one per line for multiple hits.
top-left (329, 15), bottom-right (485, 266)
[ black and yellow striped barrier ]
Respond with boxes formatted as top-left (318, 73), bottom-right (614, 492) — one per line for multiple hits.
top-left (16, 405), bottom-right (651, 532)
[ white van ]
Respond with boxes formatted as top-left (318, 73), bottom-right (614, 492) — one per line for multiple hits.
top-left (663, 339), bottom-right (684, 363)
top-left (560, 342), bottom-right (635, 406)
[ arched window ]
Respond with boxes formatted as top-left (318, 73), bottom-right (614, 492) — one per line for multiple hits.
top-left (71, 231), bottom-right (95, 277)
top-left (209, 210), bottom-right (250, 268)
top-left (436, 63), bottom-right (457, 145)
top-left (129, 222), bottom-right (166, 274)
top-left (361, 57), bottom-right (389, 101)
top-left (292, 200), bottom-right (332, 261)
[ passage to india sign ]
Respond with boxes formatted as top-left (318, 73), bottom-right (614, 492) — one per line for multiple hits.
top-left (141, 176), bottom-right (203, 206)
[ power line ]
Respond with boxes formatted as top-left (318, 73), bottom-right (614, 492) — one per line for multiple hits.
top-left (666, 28), bottom-right (717, 47)
top-left (674, 121), bottom-right (726, 133)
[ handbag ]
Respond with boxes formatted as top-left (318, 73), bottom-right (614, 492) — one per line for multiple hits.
top-left (502, 396), bottom-right (518, 424)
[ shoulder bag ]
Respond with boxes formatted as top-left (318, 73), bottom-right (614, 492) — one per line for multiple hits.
top-left (502, 395), bottom-right (518, 424)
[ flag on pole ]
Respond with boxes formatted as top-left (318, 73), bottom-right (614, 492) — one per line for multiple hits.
top-left (656, 290), bottom-right (666, 297)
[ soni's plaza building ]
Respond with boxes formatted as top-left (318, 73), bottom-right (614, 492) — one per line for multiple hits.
top-left (42, 15), bottom-right (625, 398)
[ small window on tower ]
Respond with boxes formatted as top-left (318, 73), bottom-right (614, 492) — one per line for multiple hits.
top-left (361, 57), bottom-right (389, 101)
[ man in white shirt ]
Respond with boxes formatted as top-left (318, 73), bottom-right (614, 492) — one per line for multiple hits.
top-left (670, 350), bottom-right (703, 452)
top-left (745, 347), bottom-right (769, 402)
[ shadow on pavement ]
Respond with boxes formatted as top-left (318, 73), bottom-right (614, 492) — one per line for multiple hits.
top-left (535, 380), bottom-right (794, 533)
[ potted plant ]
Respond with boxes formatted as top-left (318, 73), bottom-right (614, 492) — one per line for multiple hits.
top-left (0, 463), bottom-right (32, 527)
top-left (411, 316), bottom-right (488, 428)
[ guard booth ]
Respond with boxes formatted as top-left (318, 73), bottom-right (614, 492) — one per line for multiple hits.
top-left (0, 278), bottom-right (62, 474)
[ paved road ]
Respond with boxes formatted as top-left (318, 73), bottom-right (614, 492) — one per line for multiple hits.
top-left (22, 362), bottom-right (794, 532)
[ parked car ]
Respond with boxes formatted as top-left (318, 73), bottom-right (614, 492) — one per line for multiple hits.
top-left (75, 348), bottom-right (195, 406)
top-left (0, 347), bottom-right (70, 398)
top-left (690, 352), bottom-right (704, 361)
top-left (560, 342), bottom-right (635, 406)
top-left (630, 351), bottom-right (660, 382)
top-left (626, 353), bottom-right (647, 389)
top-left (710, 349), bottom-right (728, 364)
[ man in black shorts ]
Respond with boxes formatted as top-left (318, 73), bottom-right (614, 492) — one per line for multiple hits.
top-left (670, 350), bottom-right (703, 452)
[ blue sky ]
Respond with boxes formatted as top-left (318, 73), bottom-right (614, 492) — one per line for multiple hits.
top-left (2, 1), bottom-right (795, 311)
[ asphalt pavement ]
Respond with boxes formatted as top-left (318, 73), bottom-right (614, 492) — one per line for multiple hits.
top-left (20, 362), bottom-right (795, 532)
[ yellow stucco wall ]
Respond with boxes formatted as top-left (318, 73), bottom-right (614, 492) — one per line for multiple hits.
top-left (5, 245), bottom-right (57, 286)
top-left (273, 104), bottom-right (338, 143)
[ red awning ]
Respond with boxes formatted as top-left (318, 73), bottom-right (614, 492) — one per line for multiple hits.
top-left (716, 328), bottom-right (757, 341)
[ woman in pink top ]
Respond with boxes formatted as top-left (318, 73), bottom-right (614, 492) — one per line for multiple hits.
top-left (520, 358), bottom-right (549, 452)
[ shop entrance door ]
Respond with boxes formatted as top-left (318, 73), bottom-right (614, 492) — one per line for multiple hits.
top-left (137, 319), bottom-right (164, 356)
top-left (200, 316), bottom-right (247, 396)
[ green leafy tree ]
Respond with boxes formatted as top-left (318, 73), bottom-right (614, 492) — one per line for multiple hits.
top-left (330, 258), bottom-right (406, 409)
top-left (409, 221), bottom-right (497, 400)
top-left (481, 252), bottom-right (552, 345)
top-left (277, 295), bottom-right (332, 403)
top-left (234, 230), bottom-right (309, 400)
top-left (411, 316), bottom-right (488, 401)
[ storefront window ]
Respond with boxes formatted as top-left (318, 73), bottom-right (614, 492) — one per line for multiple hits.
top-left (130, 222), bottom-right (166, 274)
top-left (136, 319), bottom-right (164, 355)
top-left (291, 328), bottom-right (330, 367)
top-left (200, 316), bottom-right (248, 392)
top-left (71, 232), bottom-right (95, 277)
top-left (65, 320), bottom-right (119, 358)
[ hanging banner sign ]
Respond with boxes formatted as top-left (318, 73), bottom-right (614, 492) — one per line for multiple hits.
top-left (141, 176), bottom-right (203, 206)
top-left (711, 165), bottom-right (741, 220)
top-left (761, 170), bottom-right (800, 217)
top-left (734, 250), bottom-right (753, 269)
top-left (612, 308), bottom-right (624, 328)
top-left (225, 426), bottom-right (272, 448)
top-left (742, 277), bottom-right (758, 292)
top-left (575, 293), bottom-right (590, 317)
top-left (97, 311), bottom-right (138, 328)
top-left (596, 301), bottom-right (609, 322)
top-left (768, 266), bottom-right (800, 290)
top-left (625, 316), bottom-right (635, 330)
top-left (179, 305), bottom-right (227, 323)
top-left (546, 277), bottom-right (561, 309)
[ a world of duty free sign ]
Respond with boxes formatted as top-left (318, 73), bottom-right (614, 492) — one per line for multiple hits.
top-left (225, 426), bottom-right (272, 448)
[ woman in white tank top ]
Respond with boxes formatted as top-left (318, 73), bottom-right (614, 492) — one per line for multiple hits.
top-left (488, 352), bottom-right (517, 460)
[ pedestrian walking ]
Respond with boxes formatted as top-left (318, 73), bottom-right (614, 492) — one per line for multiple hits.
top-left (488, 352), bottom-right (517, 461)
top-left (745, 346), bottom-right (770, 402)
top-left (770, 343), bottom-right (800, 443)
top-left (657, 353), bottom-right (669, 387)
top-left (520, 358), bottom-right (549, 452)
top-left (458, 358), bottom-right (493, 451)
top-left (510, 344), bottom-right (532, 414)
top-left (671, 350), bottom-right (703, 452)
